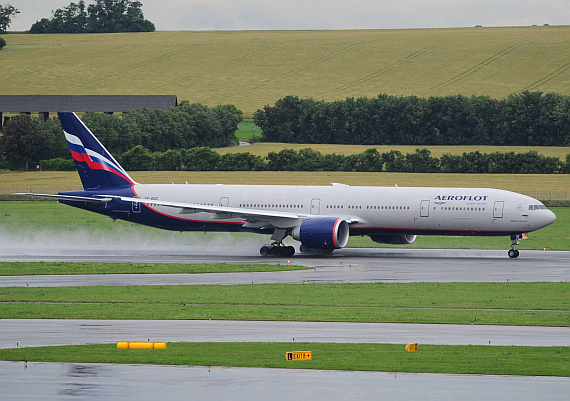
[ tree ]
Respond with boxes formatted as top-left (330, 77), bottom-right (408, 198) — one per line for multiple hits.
top-left (0, 36), bottom-right (5, 49)
top-left (0, 4), bottom-right (19, 33)
top-left (86, 0), bottom-right (154, 32)
top-left (0, 115), bottom-right (53, 169)
top-left (119, 145), bottom-right (153, 170)
top-left (30, 0), bottom-right (154, 33)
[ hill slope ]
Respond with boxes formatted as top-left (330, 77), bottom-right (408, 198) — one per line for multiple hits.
top-left (2, 27), bottom-right (570, 115)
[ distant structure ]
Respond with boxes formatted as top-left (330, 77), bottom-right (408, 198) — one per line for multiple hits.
top-left (0, 95), bottom-right (178, 127)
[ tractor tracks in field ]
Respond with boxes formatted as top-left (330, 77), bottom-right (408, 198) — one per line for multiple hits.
top-left (212, 38), bottom-right (377, 103)
top-left (318, 40), bottom-right (456, 99)
top-left (417, 40), bottom-right (532, 96)
top-left (60, 44), bottom-right (200, 92)
top-left (154, 42), bottom-right (290, 93)
top-left (521, 61), bottom-right (570, 92)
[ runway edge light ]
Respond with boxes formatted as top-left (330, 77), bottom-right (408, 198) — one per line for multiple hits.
top-left (405, 343), bottom-right (418, 352)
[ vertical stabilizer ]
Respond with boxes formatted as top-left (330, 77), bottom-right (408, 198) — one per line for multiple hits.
top-left (58, 112), bottom-right (135, 189)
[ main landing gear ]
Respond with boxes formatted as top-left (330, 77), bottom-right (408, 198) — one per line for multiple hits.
top-left (260, 244), bottom-right (295, 257)
top-left (260, 228), bottom-right (295, 257)
top-left (508, 235), bottom-right (520, 259)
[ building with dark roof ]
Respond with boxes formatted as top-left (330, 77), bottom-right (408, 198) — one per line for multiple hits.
top-left (0, 95), bottom-right (178, 126)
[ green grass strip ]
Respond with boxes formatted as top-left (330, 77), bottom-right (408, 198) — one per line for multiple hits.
top-left (0, 262), bottom-right (306, 276)
top-left (1, 303), bottom-right (568, 326)
top-left (2, 282), bottom-right (568, 309)
top-left (1, 343), bottom-right (569, 377)
top-left (1, 283), bottom-right (569, 326)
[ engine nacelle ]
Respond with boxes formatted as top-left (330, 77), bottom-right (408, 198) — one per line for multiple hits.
top-left (292, 217), bottom-right (349, 250)
top-left (370, 234), bottom-right (417, 245)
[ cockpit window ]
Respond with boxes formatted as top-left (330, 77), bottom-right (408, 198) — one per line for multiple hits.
top-left (528, 204), bottom-right (546, 210)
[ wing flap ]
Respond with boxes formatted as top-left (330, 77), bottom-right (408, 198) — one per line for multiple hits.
top-left (119, 196), bottom-right (301, 221)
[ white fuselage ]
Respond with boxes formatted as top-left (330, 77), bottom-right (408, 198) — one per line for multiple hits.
top-left (131, 184), bottom-right (556, 236)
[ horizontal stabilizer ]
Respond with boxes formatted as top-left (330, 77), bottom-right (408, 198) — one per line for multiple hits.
top-left (13, 193), bottom-right (112, 203)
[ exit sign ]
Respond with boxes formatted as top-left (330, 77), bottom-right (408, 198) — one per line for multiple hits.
top-left (286, 351), bottom-right (312, 361)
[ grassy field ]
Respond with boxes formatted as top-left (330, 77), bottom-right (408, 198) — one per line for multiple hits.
top-left (1, 282), bottom-right (568, 326)
top-left (236, 119), bottom-right (263, 141)
top-left (1, 342), bottom-right (569, 376)
top-left (2, 27), bottom-right (570, 116)
top-left (2, 170), bottom-right (569, 193)
top-left (219, 139), bottom-right (570, 160)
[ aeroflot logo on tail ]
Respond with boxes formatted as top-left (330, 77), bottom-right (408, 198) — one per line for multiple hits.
top-left (435, 195), bottom-right (489, 201)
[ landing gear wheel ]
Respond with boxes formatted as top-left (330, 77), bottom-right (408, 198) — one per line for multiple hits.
top-left (508, 235), bottom-right (521, 259)
top-left (260, 246), bottom-right (271, 256)
top-left (260, 244), bottom-right (295, 257)
top-left (279, 246), bottom-right (295, 257)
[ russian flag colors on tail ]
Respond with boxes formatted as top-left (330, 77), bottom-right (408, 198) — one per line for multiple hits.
top-left (58, 112), bottom-right (135, 189)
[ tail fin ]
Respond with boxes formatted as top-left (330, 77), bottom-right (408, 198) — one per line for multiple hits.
top-left (59, 112), bottom-right (136, 189)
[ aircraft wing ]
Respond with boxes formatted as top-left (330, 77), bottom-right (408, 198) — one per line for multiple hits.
top-left (118, 196), bottom-right (358, 229)
top-left (13, 193), bottom-right (113, 203)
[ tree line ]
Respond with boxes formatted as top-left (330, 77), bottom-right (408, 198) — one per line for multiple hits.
top-left (254, 92), bottom-right (570, 146)
top-left (41, 147), bottom-right (570, 174)
top-left (0, 103), bottom-right (241, 170)
top-left (29, 0), bottom-right (155, 33)
top-left (0, 3), bottom-right (18, 48)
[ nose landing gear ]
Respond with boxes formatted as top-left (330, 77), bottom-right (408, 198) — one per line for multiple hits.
top-left (508, 235), bottom-right (521, 258)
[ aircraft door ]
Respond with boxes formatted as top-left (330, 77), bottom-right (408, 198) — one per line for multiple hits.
top-left (220, 197), bottom-right (229, 207)
top-left (493, 201), bottom-right (504, 218)
top-left (310, 198), bottom-right (321, 215)
top-left (132, 201), bottom-right (141, 213)
top-left (420, 200), bottom-right (430, 217)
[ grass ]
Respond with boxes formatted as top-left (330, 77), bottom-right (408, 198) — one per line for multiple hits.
top-left (1, 342), bottom-right (568, 376)
top-left (2, 27), bottom-right (570, 116)
top-left (235, 119), bottom-right (263, 141)
top-left (1, 282), bottom-right (568, 326)
top-left (218, 141), bottom-right (570, 159)
top-left (0, 262), bottom-right (306, 276)
top-left (2, 171), bottom-right (569, 192)
top-left (1, 202), bottom-right (568, 250)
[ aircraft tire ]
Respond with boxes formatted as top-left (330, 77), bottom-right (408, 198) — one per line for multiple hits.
top-left (508, 249), bottom-right (519, 258)
top-left (280, 246), bottom-right (295, 257)
top-left (260, 246), bottom-right (271, 256)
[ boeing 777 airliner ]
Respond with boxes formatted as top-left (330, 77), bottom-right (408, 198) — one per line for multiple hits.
top-left (18, 112), bottom-right (557, 258)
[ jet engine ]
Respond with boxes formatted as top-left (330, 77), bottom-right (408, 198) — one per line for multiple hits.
top-left (292, 217), bottom-right (349, 249)
top-left (369, 234), bottom-right (417, 245)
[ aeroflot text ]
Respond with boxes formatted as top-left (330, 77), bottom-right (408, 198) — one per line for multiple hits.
top-left (434, 195), bottom-right (489, 201)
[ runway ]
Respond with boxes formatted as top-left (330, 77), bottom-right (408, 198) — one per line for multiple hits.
top-left (2, 247), bottom-right (569, 398)
top-left (3, 319), bottom-right (570, 349)
top-left (3, 361), bottom-right (568, 401)
top-left (1, 247), bottom-right (569, 286)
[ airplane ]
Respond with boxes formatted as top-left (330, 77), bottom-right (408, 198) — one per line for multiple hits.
top-left (17, 112), bottom-right (557, 259)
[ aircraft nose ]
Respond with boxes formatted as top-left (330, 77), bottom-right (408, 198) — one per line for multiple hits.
top-left (546, 209), bottom-right (557, 226)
